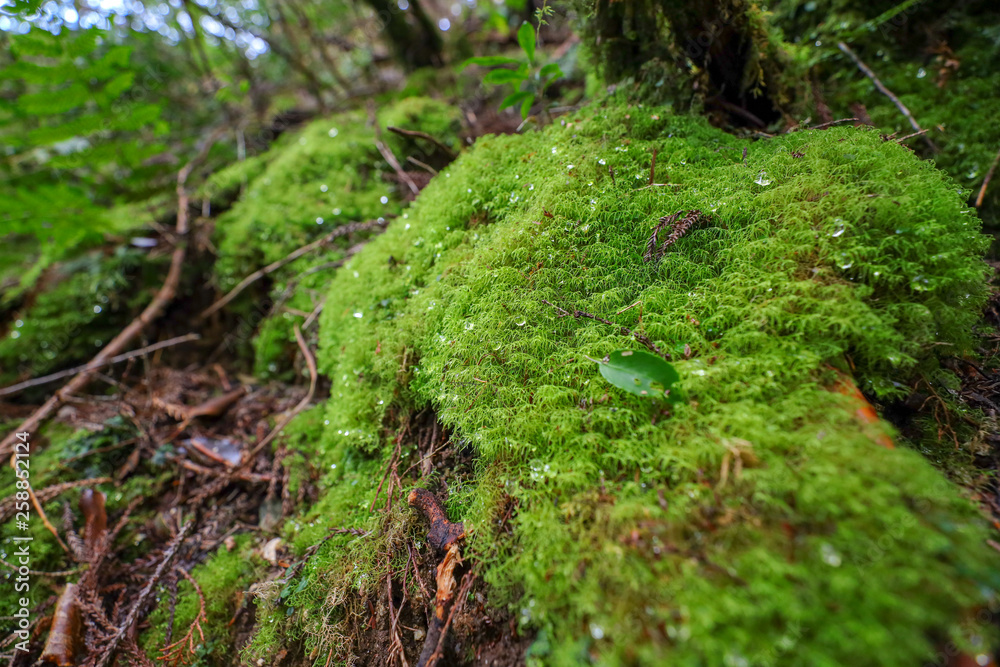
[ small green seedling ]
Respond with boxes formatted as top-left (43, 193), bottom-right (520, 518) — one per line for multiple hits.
top-left (590, 349), bottom-right (682, 401)
top-left (461, 20), bottom-right (564, 122)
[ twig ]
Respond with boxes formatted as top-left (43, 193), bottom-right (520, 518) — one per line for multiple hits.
top-left (243, 324), bottom-right (318, 460)
top-left (386, 126), bottom-right (458, 160)
top-left (93, 519), bottom-right (195, 667)
top-left (648, 147), bottom-right (658, 186)
top-left (0, 557), bottom-right (82, 577)
top-left (199, 219), bottom-right (383, 319)
top-left (302, 298), bottom-right (325, 330)
top-left (0, 126), bottom-right (227, 461)
top-left (975, 145), bottom-right (1000, 208)
top-left (894, 128), bottom-right (928, 143)
top-left (807, 117), bottom-right (858, 130)
top-left (422, 571), bottom-right (474, 667)
top-left (409, 488), bottom-right (468, 667)
top-left (377, 140), bottom-right (420, 196)
top-left (837, 42), bottom-right (938, 153)
top-left (608, 164), bottom-right (616, 187)
top-left (0, 334), bottom-right (200, 398)
top-left (541, 300), bottom-right (669, 359)
top-left (406, 156), bottom-right (438, 176)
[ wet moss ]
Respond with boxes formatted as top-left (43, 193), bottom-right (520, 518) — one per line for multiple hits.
top-left (290, 97), bottom-right (999, 664)
top-left (141, 534), bottom-right (264, 665)
top-left (0, 246), bottom-right (169, 391)
top-left (208, 97), bottom-right (461, 379)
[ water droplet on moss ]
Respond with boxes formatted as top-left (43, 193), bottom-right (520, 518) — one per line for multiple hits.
top-left (821, 543), bottom-right (842, 567)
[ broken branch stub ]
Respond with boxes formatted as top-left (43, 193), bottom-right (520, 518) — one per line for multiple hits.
top-left (407, 488), bottom-right (465, 551)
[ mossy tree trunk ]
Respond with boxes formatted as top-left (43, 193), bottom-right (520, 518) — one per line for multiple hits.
top-left (583, 0), bottom-right (805, 126)
top-left (361, 0), bottom-right (443, 70)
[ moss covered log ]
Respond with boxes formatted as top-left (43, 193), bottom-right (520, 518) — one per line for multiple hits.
top-left (232, 97), bottom-right (1000, 664)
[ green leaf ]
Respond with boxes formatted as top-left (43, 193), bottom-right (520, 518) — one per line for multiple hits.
top-left (484, 68), bottom-right (527, 85)
top-left (595, 350), bottom-right (681, 400)
top-left (517, 22), bottom-right (536, 64)
top-left (539, 63), bottom-right (564, 80)
top-left (461, 55), bottom-right (521, 69)
top-left (500, 91), bottom-right (532, 111)
top-left (104, 71), bottom-right (135, 98)
top-left (520, 93), bottom-right (535, 120)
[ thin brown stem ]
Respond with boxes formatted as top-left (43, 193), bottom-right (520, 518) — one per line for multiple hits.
top-left (838, 42), bottom-right (938, 153)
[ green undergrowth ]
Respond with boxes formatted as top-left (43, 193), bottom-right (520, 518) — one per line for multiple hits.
top-left (0, 417), bottom-right (168, 639)
top-left (250, 96), bottom-right (1000, 665)
top-left (140, 533), bottom-right (264, 665)
top-left (206, 97), bottom-right (462, 379)
top-left (768, 0), bottom-right (1000, 227)
top-left (0, 245), bottom-right (169, 390)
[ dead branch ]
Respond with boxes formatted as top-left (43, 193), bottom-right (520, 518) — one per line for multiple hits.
top-left (386, 126), bottom-right (458, 160)
top-left (0, 334), bottom-right (200, 398)
top-left (807, 117), bottom-right (858, 130)
top-left (0, 127), bottom-right (227, 461)
top-left (975, 145), bottom-right (1000, 208)
top-left (376, 140), bottom-right (420, 196)
top-left (244, 324), bottom-right (318, 462)
top-left (837, 42), bottom-right (938, 153)
top-left (542, 300), bottom-right (669, 360)
top-left (407, 489), bottom-right (465, 551)
top-left (406, 155), bottom-right (438, 176)
top-left (408, 488), bottom-right (469, 667)
top-left (0, 477), bottom-right (112, 523)
top-left (199, 219), bottom-right (384, 319)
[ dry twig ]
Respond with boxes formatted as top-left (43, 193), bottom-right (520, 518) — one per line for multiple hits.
top-left (408, 489), bottom-right (468, 667)
top-left (0, 127), bottom-right (226, 461)
top-left (975, 145), bottom-right (1000, 208)
top-left (376, 140), bottom-right (420, 196)
top-left (199, 219), bottom-right (384, 319)
top-left (386, 126), bottom-right (458, 160)
top-left (542, 300), bottom-right (669, 359)
top-left (93, 519), bottom-right (195, 667)
top-left (158, 568), bottom-right (207, 666)
top-left (0, 334), bottom-right (200, 398)
top-left (837, 42), bottom-right (938, 153)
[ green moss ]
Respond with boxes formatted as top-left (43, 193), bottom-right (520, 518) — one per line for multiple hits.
top-left (285, 97), bottom-right (1000, 664)
top-left (768, 0), bottom-right (1000, 226)
top-left (141, 534), bottom-right (263, 665)
top-left (0, 245), bottom-right (168, 390)
top-left (209, 97), bottom-right (461, 379)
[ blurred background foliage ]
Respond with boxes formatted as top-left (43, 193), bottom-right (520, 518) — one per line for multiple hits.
top-left (1, 0), bottom-right (998, 384)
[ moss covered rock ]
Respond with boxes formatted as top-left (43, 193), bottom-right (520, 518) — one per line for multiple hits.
top-left (207, 97), bottom-right (462, 379)
top-left (274, 97), bottom-right (1000, 664)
